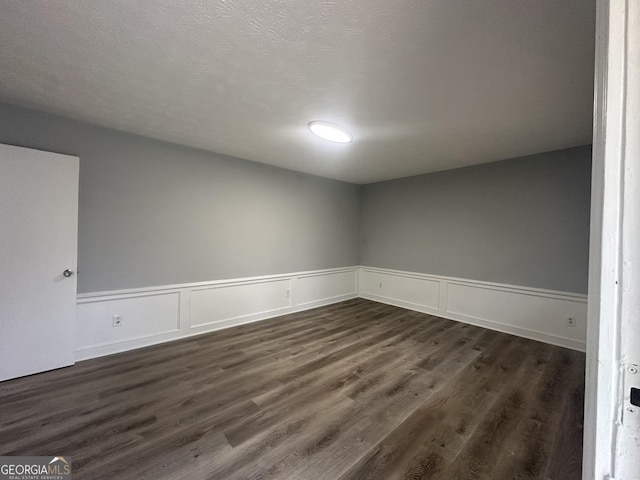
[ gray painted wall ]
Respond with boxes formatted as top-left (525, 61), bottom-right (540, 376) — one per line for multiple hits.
top-left (0, 102), bottom-right (361, 293)
top-left (360, 147), bottom-right (592, 293)
top-left (0, 102), bottom-right (591, 295)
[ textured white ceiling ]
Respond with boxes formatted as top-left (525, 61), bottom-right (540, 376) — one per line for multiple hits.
top-left (0, 0), bottom-right (595, 184)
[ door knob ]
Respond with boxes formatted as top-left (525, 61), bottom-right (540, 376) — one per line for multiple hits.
top-left (63, 269), bottom-right (74, 278)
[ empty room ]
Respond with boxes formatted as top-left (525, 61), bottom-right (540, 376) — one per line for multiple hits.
top-left (1, 1), bottom-right (639, 479)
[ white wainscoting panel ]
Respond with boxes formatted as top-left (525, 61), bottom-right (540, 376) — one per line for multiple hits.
top-left (75, 265), bottom-right (585, 360)
top-left (359, 267), bottom-right (587, 351)
top-left (360, 269), bottom-right (440, 312)
top-left (296, 269), bottom-right (358, 307)
top-left (190, 279), bottom-right (291, 328)
top-left (75, 267), bottom-right (358, 360)
top-left (77, 292), bottom-right (181, 358)
top-left (446, 282), bottom-right (588, 350)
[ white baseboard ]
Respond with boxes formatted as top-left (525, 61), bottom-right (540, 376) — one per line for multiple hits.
top-left (359, 266), bottom-right (587, 351)
top-left (75, 267), bottom-right (358, 361)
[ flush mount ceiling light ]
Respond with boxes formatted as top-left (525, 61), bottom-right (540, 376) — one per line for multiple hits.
top-left (308, 121), bottom-right (353, 143)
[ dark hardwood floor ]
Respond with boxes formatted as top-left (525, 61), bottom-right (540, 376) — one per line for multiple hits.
top-left (0, 298), bottom-right (585, 479)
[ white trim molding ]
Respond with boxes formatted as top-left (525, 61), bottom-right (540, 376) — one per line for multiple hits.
top-left (584, 1), bottom-right (640, 478)
top-left (76, 267), bottom-right (358, 361)
top-left (359, 266), bottom-right (587, 351)
top-left (75, 265), bottom-right (588, 361)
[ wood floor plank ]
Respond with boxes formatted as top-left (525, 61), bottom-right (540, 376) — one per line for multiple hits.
top-left (543, 350), bottom-right (586, 480)
top-left (336, 331), bottom-right (513, 479)
top-left (433, 343), bottom-right (556, 480)
top-left (0, 298), bottom-right (584, 480)
top-left (491, 348), bottom-right (576, 479)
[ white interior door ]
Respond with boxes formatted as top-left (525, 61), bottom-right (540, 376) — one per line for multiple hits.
top-left (0, 143), bottom-right (79, 382)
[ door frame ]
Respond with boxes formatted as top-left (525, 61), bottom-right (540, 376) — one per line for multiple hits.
top-left (584, 0), bottom-right (638, 478)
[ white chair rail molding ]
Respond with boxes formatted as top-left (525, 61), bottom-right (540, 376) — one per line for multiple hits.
top-left (76, 267), bottom-right (358, 360)
top-left (76, 264), bottom-right (586, 361)
top-left (358, 266), bottom-right (587, 352)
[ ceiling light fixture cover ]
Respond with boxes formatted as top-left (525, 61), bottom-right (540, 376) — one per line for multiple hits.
top-left (308, 121), bottom-right (353, 143)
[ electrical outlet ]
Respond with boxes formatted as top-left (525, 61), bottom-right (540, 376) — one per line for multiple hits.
top-left (285, 289), bottom-right (291, 298)
top-left (112, 314), bottom-right (123, 327)
top-left (566, 316), bottom-right (576, 327)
